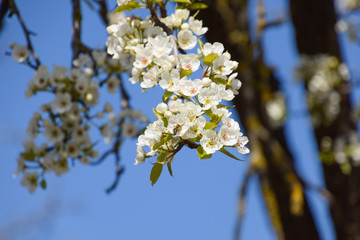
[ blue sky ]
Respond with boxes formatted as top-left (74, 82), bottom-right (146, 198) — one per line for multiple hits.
top-left (1, 0), bottom-right (359, 239)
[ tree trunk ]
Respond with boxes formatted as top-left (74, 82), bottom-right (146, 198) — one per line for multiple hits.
top-left (198, 1), bottom-right (320, 239)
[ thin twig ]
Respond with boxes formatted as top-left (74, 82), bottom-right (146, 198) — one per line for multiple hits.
top-left (94, 75), bottom-right (131, 194)
top-left (9, 0), bottom-right (41, 67)
top-left (93, 0), bottom-right (109, 26)
top-left (71, 0), bottom-right (82, 66)
top-left (234, 166), bottom-right (254, 240)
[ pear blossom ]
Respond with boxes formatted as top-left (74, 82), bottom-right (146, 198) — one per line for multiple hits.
top-left (107, 76), bottom-right (120, 93)
top-left (33, 65), bottom-right (50, 88)
top-left (21, 172), bottom-right (38, 194)
top-left (51, 92), bottom-right (72, 114)
top-left (178, 30), bottom-right (197, 50)
top-left (122, 121), bottom-right (138, 137)
top-left (167, 114), bottom-right (191, 137)
top-left (134, 146), bottom-right (146, 165)
top-left (43, 122), bottom-right (64, 143)
top-left (189, 17), bottom-right (208, 35)
top-left (10, 43), bottom-right (30, 63)
top-left (235, 136), bottom-right (250, 154)
top-left (200, 129), bottom-right (223, 154)
top-left (179, 54), bottom-right (200, 72)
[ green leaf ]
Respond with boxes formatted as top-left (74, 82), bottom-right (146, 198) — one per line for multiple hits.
top-left (170, 0), bottom-right (191, 3)
top-left (204, 122), bottom-right (217, 130)
top-left (203, 53), bottom-right (218, 66)
top-left (188, 3), bottom-right (208, 10)
top-left (210, 114), bottom-right (223, 126)
top-left (153, 108), bottom-right (168, 127)
top-left (150, 163), bottom-right (163, 185)
top-left (115, 1), bottom-right (142, 13)
top-left (204, 108), bottom-right (214, 118)
top-left (197, 146), bottom-right (212, 159)
top-left (40, 179), bottom-right (47, 189)
top-left (217, 104), bottom-right (234, 109)
top-left (198, 38), bottom-right (204, 51)
top-left (212, 77), bottom-right (227, 85)
top-left (219, 147), bottom-right (244, 161)
top-left (180, 69), bottom-right (193, 78)
top-left (153, 134), bottom-right (173, 150)
top-left (21, 152), bottom-right (36, 161)
top-left (167, 162), bottom-right (173, 176)
top-left (162, 90), bottom-right (173, 104)
top-left (157, 152), bottom-right (167, 163)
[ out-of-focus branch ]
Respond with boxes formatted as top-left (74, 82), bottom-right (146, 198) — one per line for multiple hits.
top-left (91, 75), bottom-right (131, 194)
top-left (93, 0), bottom-right (109, 26)
top-left (71, 0), bottom-right (82, 65)
top-left (290, 0), bottom-right (360, 239)
top-left (9, 0), bottom-right (41, 68)
top-left (234, 166), bottom-right (254, 240)
top-left (198, 0), bottom-right (320, 239)
top-left (0, 0), bottom-right (10, 31)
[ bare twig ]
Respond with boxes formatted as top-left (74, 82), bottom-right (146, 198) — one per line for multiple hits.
top-left (234, 166), bottom-right (255, 240)
top-left (71, 0), bottom-right (82, 66)
top-left (93, 0), bottom-right (109, 26)
top-left (9, 0), bottom-right (41, 67)
top-left (92, 75), bottom-right (131, 194)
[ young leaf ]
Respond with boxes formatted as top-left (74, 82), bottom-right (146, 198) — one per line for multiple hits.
top-left (167, 161), bottom-right (173, 176)
top-left (162, 90), bottom-right (173, 104)
top-left (197, 146), bottom-right (212, 159)
top-left (153, 108), bottom-right (168, 127)
top-left (188, 3), bottom-right (208, 10)
top-left (150, 163), bottom-right (164, 185)
top-left (212, 77), bottom-right (227, 85)
top-left (170, 0), bottom-right (191, 3)
top-left (180, 69), bottom-right (193, 78)
top-left (198, 38), bottom-right (204, 50)
top-left (40, 179), bottom-right (47, 189)
top-left (21, 152), bottom-right (36, 161)
top-left (115, 1), bottom-right (142, 13)
top-left (157, 152), bottom-right (167, 163)
top-left (219, 147), bottom-right (243, 161)
top-left (203, 53), bottom-right (218, 66)
top-left (204, 122), bottom-right (217, 130)
top-left (153, 134), bottom-right (172, 150)
top-left (217, 104), bottom-right (234, 109)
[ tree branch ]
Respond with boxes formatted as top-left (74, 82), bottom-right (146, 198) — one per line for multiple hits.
top-left (9, 0), bottom-right (41, 67)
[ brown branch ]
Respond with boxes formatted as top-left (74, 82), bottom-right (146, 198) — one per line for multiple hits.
top-left (9, 0), bottom-right (41, 67)
top-left (71, 0), bottom-right (82, 66)
top-left (234, 166), bottom-right (254, 240)
top-left (93, 0), bottom-right (109, 26)
top-left (91, 75), bottom-right (131, 194)
top-left (198, 1), bottom-right (320, 239)
top-left (289, 0), bottom-right (360, 239)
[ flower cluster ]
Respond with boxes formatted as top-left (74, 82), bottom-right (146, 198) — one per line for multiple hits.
top-left (106, 2), bottom-right (249, 184)
top-left (264, 93), bottom-right (286, 127)
top-left (12, 47), bottom-right (146, 193)
top-left (296, 55), bottom-right (349, 126)
top-left (320, 131), bottom-right (360, 174)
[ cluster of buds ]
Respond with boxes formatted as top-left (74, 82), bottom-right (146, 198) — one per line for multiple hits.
top-left (107, 1), bottom-right (249, 184)
top-left (296, 55), bottom-right (349, 126)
